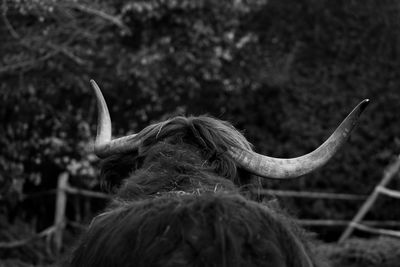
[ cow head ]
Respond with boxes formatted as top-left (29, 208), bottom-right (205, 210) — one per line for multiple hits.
top-left (66, 81), bottom-right (368, 267)
top-left (90, 80), bottom-right (368, 196)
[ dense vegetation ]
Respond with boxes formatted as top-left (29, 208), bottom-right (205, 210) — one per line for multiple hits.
top-left (1, 0), bottom-right (400, 265)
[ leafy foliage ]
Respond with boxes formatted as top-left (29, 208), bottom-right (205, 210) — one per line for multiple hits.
top-left (1, 1), bottom-right (400, 263)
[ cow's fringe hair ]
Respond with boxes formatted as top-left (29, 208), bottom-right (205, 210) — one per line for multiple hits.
top-left (109, 142), bottom-right (240, 204)
top-left (67, 193), bottom-right (328, 267)
top-left (137, 116), bottom-right (253, 153)
top-left (100, 116), bottom-right (260, 195)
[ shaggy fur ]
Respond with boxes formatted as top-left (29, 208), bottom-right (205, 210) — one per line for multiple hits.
top-left (69, 194), bottom-right (326, 267)
top-left (67, 115), bottom-right (327, 266)
top-left (100, 116), bottom-right (262, 199)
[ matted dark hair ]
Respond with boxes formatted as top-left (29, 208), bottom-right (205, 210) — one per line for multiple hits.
top-left (68, 193), bottom-right (326, 267)
top-left (67, 81), bottom-right (368, 266)
top-left (100, 116), bottom-right (261, 196)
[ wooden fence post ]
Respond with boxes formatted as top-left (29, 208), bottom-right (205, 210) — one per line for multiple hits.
top-left (338, 155), bottom-right (400, 243)
top-left (53, 172), bottom-right (69, 253)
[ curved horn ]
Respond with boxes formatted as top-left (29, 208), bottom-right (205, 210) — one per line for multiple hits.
top-left (229, 99), bottom-right (369, 179)
top-left (90, 80), bottom-right (141, 158)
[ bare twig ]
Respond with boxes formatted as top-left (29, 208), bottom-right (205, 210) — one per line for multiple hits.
top-left (46, 42), bottom-right (86, 66)
top-left (0, 225), bottom-right (56, 249)
top-left (0, 51), bottom-right (59, 74)
top-left (0, 34), bottom-right (82, 74)
top-left (1, 0), bottom-right (86, 72)
top-left (69, 4), bottom-right (131, 34)
top-left (2, 0), bottom-right (20, 39)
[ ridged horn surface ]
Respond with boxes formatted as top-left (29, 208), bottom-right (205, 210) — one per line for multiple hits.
top-left (91, 80), bottom-right (140, 158)
top-left (229, 99), bottom-right (369, 179)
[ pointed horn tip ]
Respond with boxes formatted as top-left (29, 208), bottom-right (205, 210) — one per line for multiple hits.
top-left (90, 79), bottom-right (98, 87)
top-left (90, 80), bottom-right (102, 96)
top-left (359, 99), bottom-right (370, 112)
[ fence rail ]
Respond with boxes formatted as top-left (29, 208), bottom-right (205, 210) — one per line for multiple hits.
top-left (351, 222), bottom-right (400, 238)
top-left (0, 225), bottom-right (56, 249)
top-left (256, 189), bottom-right (367, 200)
top-left (64, 186), bottom-right (110, 199)
top-left (298, 219), bottom-right (400, 227)
top-left (2, 165), bottom-right (400, 252)
top-left (339, 155), bottom-right (400, 243)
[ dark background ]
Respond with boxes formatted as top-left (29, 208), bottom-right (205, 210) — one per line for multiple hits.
top-left (1, 0), bottom-right (400, 266)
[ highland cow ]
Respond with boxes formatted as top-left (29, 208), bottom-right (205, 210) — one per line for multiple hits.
top-left (70, 193), bottom-right (327, 267)
top-left (67, 80), bottom-right (368, 267)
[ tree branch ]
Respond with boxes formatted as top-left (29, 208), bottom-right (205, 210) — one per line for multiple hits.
top-left (0, 51), bottom-right (58, 74)
top-left (2, 0), bottom-right (20, 39)
top-left (70, 4), bottom-right (131, 34)
top-left (0, 225), bottom-right (56, 249)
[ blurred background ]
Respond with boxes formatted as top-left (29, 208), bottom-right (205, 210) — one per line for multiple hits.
top-left (1, 0), bottom-right (400, 266)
